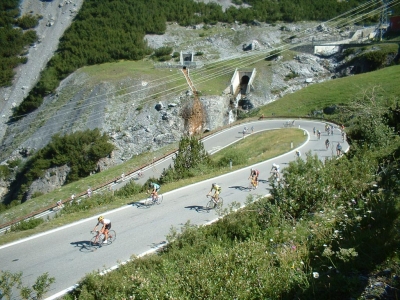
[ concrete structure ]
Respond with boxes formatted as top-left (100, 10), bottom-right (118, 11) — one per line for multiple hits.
top-left (180, 51), bottom-right (198, 68)
top-left (314, 26), bottom-right (377, 56)
top-left (229, 68), bottom-right (257, 97)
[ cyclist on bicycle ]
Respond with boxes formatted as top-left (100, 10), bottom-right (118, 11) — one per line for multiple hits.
top-left (93, 216), bottom-right (111, 244)
top-left (207, 183), bottom-right (221, 205)
top-left (270, 163), bottom-right (280, 179)
top-left (148, 182), bottom-right (161, 202)
top-left (248, 168), bottom-right (259, 188)
top-left (325, 138), bottom-right (330, 150)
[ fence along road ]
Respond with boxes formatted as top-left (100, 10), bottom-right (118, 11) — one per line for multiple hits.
top-left (0, 119), bottom-right (348, 299)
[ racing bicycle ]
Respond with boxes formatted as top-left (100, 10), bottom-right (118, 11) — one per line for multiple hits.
top-left (89, 229), bottom-right (116, 251)
top-left (144, 193), bottom-right (163, 206)
top-left (206, 195), bottom-right (223, 211)
top-left (248, 178), bottom-right (257, 190)
top-left (270, 170), bottom-right (280, 183)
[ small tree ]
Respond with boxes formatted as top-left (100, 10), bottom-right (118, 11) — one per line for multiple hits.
top-left (160, 135), bottom-right (210, 182)
top-left (0, 270), bottom-right (55, 300)
top-left (174, 135), bottom-right (210, 172)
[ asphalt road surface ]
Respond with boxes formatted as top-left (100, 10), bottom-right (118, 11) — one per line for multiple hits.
top-left (0, 119), bottom-right (348, 299)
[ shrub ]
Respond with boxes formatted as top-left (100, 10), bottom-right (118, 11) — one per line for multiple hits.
top-left (157, 55), bottom-right (171, 62)
top-left (31, 191), bottom-right (44, 198)
top-left (15, 15), bottom-right (39, 29)
top-left (216, 148), bottom-right (246, 167)
top-left (0, 165), bottom-right (11, 179)
top-left (7, 158), bottom-right (22, 169)
top-left (154, 46), bottom-right (173, 57)
top-left (114, 180), bottom-right (144, 198)
top-left (343, 48), bottom-right (355, 56)
top-left (0, 270), bottom-right (55, 300)
top-left (284, 70), bottom-right (299, 81)
top-left (9, 218), bottom-right (44, 232)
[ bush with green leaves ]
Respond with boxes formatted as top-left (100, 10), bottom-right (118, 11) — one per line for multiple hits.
top-left (49, 192), bottom-right (118, 216)
top-left (0, 165), bottom-right (11, 179)
top-left (153, 46), bottom-right (173, 58)
top-left (114, 180), bottom-right (144, 198)
top-left (160, 135), bottom-right (211, 183)
top-left (5, 129), bottom-right (114, 204)
top-left (15, 14), bottom-right (39, 29)
top-left (9, 217), bottom-right (44, 232)
top-left (0, 270), bottom-right (55, 300)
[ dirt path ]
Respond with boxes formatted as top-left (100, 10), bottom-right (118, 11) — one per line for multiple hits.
top-left (0, 0), bottom-right (84, 143)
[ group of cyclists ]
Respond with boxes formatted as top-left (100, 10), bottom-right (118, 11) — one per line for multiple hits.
top-left (93, 123), bottom-right (347, 242)
top-left (93, 182), bottom-right (160, 243)
top-left (246, 163), bottom-right (281, 188)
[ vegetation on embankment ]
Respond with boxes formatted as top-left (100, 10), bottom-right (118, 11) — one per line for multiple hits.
top-left (66, 87), bottom-right (400, 299)
top-left (13, 0), bottom-right (371, 117)
top-left (1, 129), bottom-right (114, 209)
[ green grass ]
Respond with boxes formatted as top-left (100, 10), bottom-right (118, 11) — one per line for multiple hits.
top-left (0, 128), bottom-right (305, 245)
top-left (258, 64), bottom-right (400, 118)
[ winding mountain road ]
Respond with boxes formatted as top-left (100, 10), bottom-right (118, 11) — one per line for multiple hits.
top-left (0, 119), bottom-right (348, 299)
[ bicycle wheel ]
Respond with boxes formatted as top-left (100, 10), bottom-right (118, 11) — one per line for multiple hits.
top-left (206, 199), bottom-right (215, 211)
top-left (89, 234), bottom-right (103, 251)
top-left (248, 182), bottom-right (255, 191)
top-left (107, 230), bottom-right (116, 244)
top-left (143, 198), bottom-right (153, 207)
top-left (156, 194), bottom-right (163, 205)
top-left (216, 197), bottom-right (224, 209)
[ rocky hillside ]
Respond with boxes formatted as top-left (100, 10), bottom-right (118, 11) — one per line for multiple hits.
top-left (0, 18), bottom-right (380, 198)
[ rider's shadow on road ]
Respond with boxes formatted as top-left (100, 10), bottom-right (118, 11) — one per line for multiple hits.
top-left (229, 185), bottom-right (248, 191)
top-left (134, 202), bottom-right (149, 209)
top-left (127, 200), bottom-right (149, 209)
top-left (70, 240), bottom-right (92, 253)
top-left (185, 205), bottom-right (208, 213)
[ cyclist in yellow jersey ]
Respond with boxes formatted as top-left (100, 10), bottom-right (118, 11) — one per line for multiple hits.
top-left (207, 183), bottom-right (221, 204)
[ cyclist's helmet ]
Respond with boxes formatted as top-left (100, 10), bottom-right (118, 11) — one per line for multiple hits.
top-left (98, 216), bottom-right (104, 221)
top-left (250, 168), bottom-right (253, 171)
top-left (272, 163), bottom-right (277, 167)
top-left (212, 183), bottom-right (216, 187)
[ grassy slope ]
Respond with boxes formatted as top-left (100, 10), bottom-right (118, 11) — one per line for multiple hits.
top-left (258, 64), bottom-right (400, 118)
